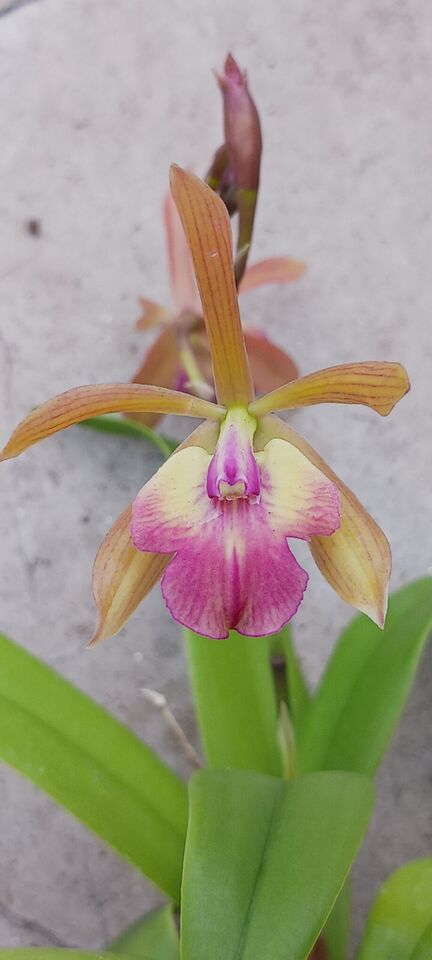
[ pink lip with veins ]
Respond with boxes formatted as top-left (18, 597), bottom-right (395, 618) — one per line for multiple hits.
top-left (131, 410), bottom-right (340, 639)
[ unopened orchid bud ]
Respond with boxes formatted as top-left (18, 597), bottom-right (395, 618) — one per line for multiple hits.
top-left (216, 54), bottom-right (262, 285)
top-left (218, 53), bottom-right (262, 193)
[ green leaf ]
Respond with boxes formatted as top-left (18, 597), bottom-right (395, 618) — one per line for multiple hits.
top-left (0, 954), bottom-right (136, 960)
top-left (0, 633), bottom-right (187, 902)
top-left (78, 415), bottom-right (177, 458)
top-left (111, 904), bottom-right (179, 960)
top-left (185, 629), bottom-right (282, 775)
top-left (323, 880), bottom-right (351, 960)
top-left (298, 578), bottom-right (432, 776)
top-left (279, 625), bottom-right (311, 730)
top-left (410, 921), bottom-right (432, 960)
top-left (181, 769), bottom-right (374, 960)
top-left (356, 859), bottom-right (432, 960)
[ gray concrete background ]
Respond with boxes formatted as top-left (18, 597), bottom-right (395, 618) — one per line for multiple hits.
top-left (0, 0), bottom-right (431, 953)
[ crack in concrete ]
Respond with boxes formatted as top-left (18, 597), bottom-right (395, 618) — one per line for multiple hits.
top-left (0, 0), bottom-right (41, 17)
top-left (0, 897), bottom-right (75, 947)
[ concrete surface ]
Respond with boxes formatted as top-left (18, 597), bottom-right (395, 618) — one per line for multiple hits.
top-left (0, 0), bottom-right (431, 953)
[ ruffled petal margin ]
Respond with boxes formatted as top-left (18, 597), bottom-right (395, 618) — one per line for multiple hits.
top-left (160, 509), bottom-right (308, 639)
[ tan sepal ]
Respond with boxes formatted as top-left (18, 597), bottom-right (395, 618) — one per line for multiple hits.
top-left (170, 165), bottom-right (253, 407)
top-left (130, 326), bottom-right (180, 427)
top-left (135, 298), bottom-right (174, 331)
top-left (1, 383), bottom-right (225, 460)
top-left (240, 256), bottom-right (306, 294)
top-left (243, 329), bottom-right (298, 395)
top-left (250, 361), bottom-right (410, 418)
top-left (255, 415), bottom-right (391, 627)
top-left (89, 506), bottom-right (170, 645)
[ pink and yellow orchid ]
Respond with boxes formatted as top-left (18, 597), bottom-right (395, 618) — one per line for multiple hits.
top-left (1, 169), bottom-right (409, 642)
top-left (132, 188), bottom-right (304, 427)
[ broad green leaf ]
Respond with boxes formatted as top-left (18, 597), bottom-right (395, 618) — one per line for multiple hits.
top-left (298, 578), bottom-right (432, 775)
top-left (356, 859), bottom-right (432, 960)
top-left (323, 880), bottom-right (351, 960)
top-left (79, 415), bottom-right (177, 457)
top-left (111, 904), bottom-right (179, 960)
top-left (0, 633), bottom-right (187, 901)
top-left (410, 921), bottom-right (432, 960)
top-left (185, 629), bottom-right (282, 775)
top-left (181, 769), bottom-right (374, 960)
top-left (0, 954), bottom-right (135, 960)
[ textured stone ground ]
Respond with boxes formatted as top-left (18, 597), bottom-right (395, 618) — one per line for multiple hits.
top-left (0, 0), bottom-right (431, 954)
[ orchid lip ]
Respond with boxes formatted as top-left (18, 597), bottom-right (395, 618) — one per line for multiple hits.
top-left (131, 433), bottom-right (341, 639)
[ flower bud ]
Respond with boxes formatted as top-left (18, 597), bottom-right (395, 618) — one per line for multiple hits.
top-left (217, 53), bottom-right (262, 193)
top-left (215, 54), bottom-right (262, 285)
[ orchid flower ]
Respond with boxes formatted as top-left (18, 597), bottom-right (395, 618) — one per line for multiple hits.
top-left (132, 189), bottom-right (304, 427)
top-left (1, 169), bottom-right (409, 643)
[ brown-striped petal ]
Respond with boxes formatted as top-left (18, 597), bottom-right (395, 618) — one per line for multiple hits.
top-left (135, 297), bottom-right (174, 331)
top-left (250, 362), bottom-right (410, 419)
top-left (170, 165), bottom-right (254, 407)
top-left (255, 415), bottom-right (391, 627)
top-left (1, 383), bottom-right (225, 461)
top-left (239, 256), bottom-right (306, 294)
top-left (130, 326), bottom-right (181, 428)
top-left (89, 419), bottom-right (219, 643)
top-left (243, 329), bottom-right (298, 395)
